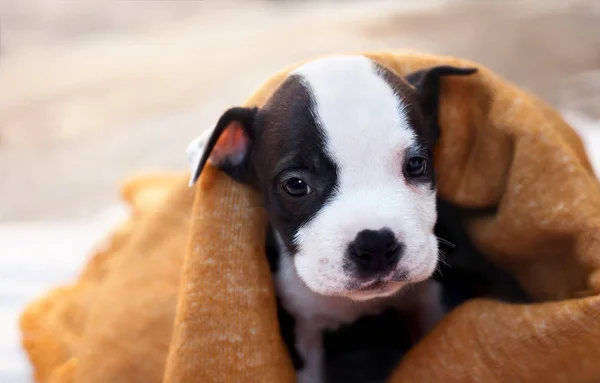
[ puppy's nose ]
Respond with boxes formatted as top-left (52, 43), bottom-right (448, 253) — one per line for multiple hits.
top-left (348, 228), bottom-right (403, 273)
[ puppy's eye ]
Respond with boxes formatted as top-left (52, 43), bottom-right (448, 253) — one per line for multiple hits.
top-left (405, 156), bottom-right (427, 177)
top-left (282, 177), bottom-right (311, 197)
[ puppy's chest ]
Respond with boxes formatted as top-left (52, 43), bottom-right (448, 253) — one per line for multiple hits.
top-left (273, 259), bottom-right (424, 383)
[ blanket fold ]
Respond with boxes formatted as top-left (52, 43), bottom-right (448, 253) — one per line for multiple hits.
top-left (19, 51), bottom-right (600, 383)
top-left (163, 167), bottom-right (295, 383)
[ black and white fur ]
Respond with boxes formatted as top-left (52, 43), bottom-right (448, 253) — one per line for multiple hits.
top-left (187, 55), bottom-right (476, 382)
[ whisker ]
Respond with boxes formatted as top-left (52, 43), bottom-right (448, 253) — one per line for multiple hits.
top-left (437, 250), bottom-right (450, 268)
top-left (435, 251), bottom-right (450, 278)
top-left (437, 237), bottom-right (456, 248)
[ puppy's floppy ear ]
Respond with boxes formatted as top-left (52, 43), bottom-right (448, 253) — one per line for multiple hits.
top-left (406, 65), bottom-right (477, 119)
top-left (188, 106), bottom-right (258, 186)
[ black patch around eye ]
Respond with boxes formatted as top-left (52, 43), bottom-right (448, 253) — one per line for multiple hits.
top-left (374, 63), bottom-right (440, 192)
top-left (254, 75), bottom-right (339, 255)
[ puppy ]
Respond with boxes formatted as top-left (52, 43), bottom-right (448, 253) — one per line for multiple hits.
top-left (187, 55), bottom-right (476, 382)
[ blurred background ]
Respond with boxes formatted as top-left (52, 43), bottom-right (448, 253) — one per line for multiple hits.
top-left (0, 0), bottom-right (599, 381)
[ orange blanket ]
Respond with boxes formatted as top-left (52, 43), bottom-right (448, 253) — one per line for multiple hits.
top-left (20, 51), bottom-right (600, 383)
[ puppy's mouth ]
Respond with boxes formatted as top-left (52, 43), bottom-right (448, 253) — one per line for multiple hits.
top-left (356, 278), bottom-right (389, 293)
top-left (347, 269), bottom-right (408, 294)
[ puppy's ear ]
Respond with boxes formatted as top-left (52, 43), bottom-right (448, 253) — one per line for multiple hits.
top-left (188, 107), bottom-right (258, 186)
top-left (406, 65), bottom-right (477, 119)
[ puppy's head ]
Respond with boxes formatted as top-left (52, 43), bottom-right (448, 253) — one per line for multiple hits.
top-left (189, 55), bottom-right (476, 300)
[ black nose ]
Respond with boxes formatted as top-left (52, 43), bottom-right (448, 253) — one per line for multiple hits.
top-left (348, 228), bottom-right (403, 273)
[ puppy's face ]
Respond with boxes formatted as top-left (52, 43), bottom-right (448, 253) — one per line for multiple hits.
top-left (190, 55), bottom-right (476, 300)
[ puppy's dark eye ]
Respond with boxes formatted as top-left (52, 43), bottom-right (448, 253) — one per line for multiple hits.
top-left (282, 177), bottom-right (311, 197)
top-left (405, 156), bottom-right (427, 177)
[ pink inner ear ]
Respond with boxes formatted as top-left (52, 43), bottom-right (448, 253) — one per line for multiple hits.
top-left (211, 121), bottom-right (249, 164)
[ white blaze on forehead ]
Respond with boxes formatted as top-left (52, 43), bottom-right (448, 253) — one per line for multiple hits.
top-left (290, 55), bottom-right (417, 180)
